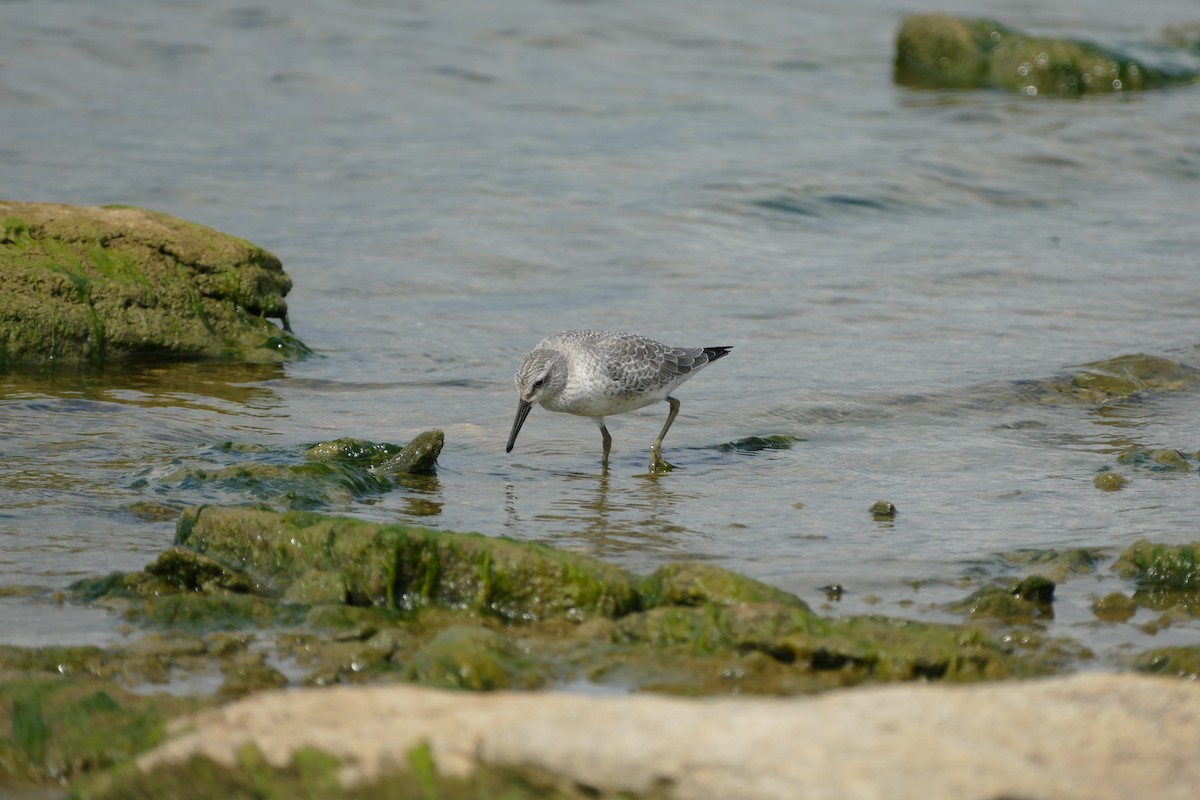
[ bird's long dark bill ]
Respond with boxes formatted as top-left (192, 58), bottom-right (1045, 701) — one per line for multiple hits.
top-left (506, 399), bottom-right (533, 453)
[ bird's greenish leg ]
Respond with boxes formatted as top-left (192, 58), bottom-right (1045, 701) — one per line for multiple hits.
top-left (599, 419), bottom-right (612, 467)
top-left (649, 396), bottom-right (680, 472)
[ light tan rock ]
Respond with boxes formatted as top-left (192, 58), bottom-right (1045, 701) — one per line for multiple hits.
top-left (139, 673), bottom-right (1200, 799)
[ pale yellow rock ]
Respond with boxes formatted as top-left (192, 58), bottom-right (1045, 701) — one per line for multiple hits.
top-left (140, 673), bottom-right (1200, 799)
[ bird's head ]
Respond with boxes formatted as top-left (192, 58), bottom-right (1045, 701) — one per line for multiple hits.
top-left (515, 348), bottom-right (568, 406)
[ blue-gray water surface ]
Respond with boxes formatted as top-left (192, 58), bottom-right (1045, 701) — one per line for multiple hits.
top-left (2, 0), bottom-right (1199, 665)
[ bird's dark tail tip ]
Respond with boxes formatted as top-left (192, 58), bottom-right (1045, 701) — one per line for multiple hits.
top-left (704, 345), bottom-right (733, 362)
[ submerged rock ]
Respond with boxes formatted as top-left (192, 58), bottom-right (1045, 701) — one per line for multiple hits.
top-left (140, 433), bottom-right (445, 513)
top-left (0, 201), bottom-right (307, 365)
top-left (717, 434), bottom-right (801, 452)
top-left (895, 13), bottom-right (1197, 94)
top-left (1069, 354), bottom-right (1200, 399)
top-left (1094, 470), bottom-right (1128, 491)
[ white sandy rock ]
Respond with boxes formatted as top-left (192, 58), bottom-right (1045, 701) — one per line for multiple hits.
top-left (139, 672), bottom-right (1199, 799)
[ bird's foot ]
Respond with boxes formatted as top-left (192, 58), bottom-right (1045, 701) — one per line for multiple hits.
top-left (648, 447), bottom-right (676, 473)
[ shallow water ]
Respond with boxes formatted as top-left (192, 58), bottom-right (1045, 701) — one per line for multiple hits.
top-left (2, 0), bottom-right (1200, 664)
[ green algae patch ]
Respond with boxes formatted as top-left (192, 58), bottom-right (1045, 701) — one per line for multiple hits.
top-left (640, 562), bottom-right (810, 611)
top-left (0, 200), bottom-right (307, 365)
top-left (0, 676), bottom-right (186, 788)
top-left (78, 743), bottom-right (605, 800)
top-left (895, 13), bottom-right (1196, 94)
top-left (1094, 471), bottom-right (1128, 491)
top-left (176, 506), bottom-right (640, 621)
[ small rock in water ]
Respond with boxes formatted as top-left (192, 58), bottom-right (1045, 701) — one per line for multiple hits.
top-left (869, 500), bottom-right (897, 520)
top-left (378, 429), bottom-right (444, 475)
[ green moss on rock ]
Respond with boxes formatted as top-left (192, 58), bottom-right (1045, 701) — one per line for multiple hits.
top-left (1092, 592), bottom-right (1137, 622)
top-left (77, 742), bottom-right (598, 800)
top-left (1114, 540), bottom-right (1200, 590)
top-left (175, 506), bottom-right (640, 622)
top-left (717, 435), bottom-right (801, 452)
top-left (895, 13), bottom-right (1197, 94)
top-left (407, 626), bottom-right (546, 691)
top-left (949, 581), bottom-right (1053, 622)
top-left (1132, 646), bottom-right (1200, 679)
top-left (1070, 354), bottom-right (1200, 400)
top-left (0, 201), bottom-right (308, 365)
top-left (639, 562), bottom-right (810, 610)
top-left (0, 677), bottom-right (185, 786)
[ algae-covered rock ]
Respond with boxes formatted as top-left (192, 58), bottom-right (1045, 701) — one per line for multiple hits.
top-left (0, 201), bottom-right (307, 365)
top-left (895, 13), bottom-right (1196, 95)
top-left (613, 603), bottom-right (1050, 683)
top-left (1132, 646), bottom-right (1200, 679)
top-left (1069, 354), bottom-right (1200, 400)
top-left (869, 500), bottom-right (897, 520)
top-left (1094, 470), bottom-right (1128, 491)
top-left (302, 438), bottom-right (405, 466)
top-left (216, 654), bottom-right (288, 701)
top-left (144, 547), bottom-right (262, 595)
top-left (949, 579), bottom-right (1053, 622)
top-left (175, 506), bottom-right (640, 621)
top-left (1092, 592), bottom-right (1137, 622)
top-left (1114, 540), bottom-right (1200, 590)
top-left (640, 562), bottom-right (810, 610)
top-left (144, 433), bottom-right (444, 514)
top-left (376, 430), bottom-right (444, 476)
top-left (1115, 448), bottom-right (1191, 472)
top-left (407, 626), bottom-right (545, 691)
top-left (167, 460), bottom-right (395, 510)
top-left (0, 677), bottom-right (186, 785)
top-left (717, 435), bottom-right (801, 452)
top-left (1010, 575), bottom-right (1056, 604)
top-left (1001, 548), bottom-right (1104, 582)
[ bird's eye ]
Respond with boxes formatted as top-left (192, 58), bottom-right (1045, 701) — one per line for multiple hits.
top-left (533, 378), bottom-right (545, 389)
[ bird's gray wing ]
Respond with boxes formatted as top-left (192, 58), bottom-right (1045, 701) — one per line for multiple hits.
top-left (597, 334), bottom-right (707, 395)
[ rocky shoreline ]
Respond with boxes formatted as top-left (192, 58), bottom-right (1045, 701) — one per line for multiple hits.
top-left (5, 19), bottom-right (1200, 790)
